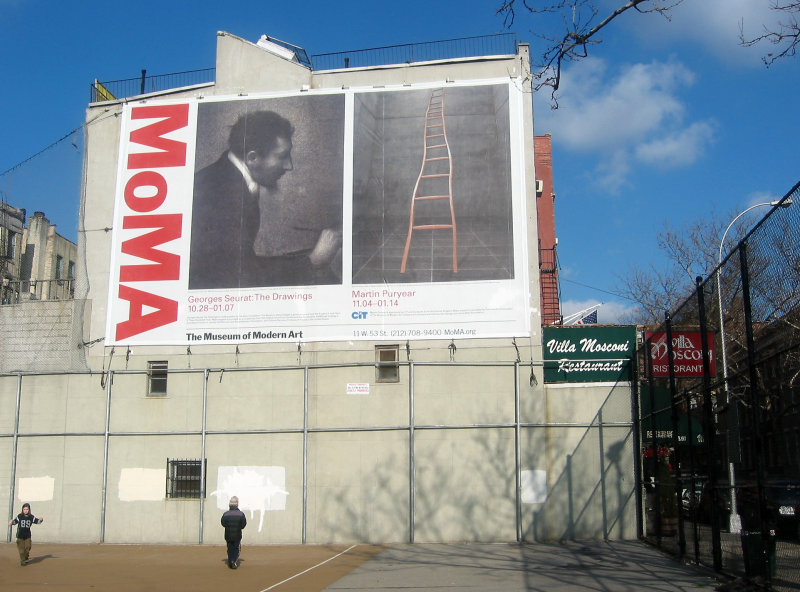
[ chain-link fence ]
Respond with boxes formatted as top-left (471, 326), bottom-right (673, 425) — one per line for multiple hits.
top-left (637, 180), bottom-right (800, 590)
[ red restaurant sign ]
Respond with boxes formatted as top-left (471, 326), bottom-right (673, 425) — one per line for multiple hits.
top-left (645, 331), bottom-right (716, 377)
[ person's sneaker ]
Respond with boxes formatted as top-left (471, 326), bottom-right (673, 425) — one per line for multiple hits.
top-left (227, 560), bottom-right (233, 569)
top-left (232, 560), bottom-right (239, 569)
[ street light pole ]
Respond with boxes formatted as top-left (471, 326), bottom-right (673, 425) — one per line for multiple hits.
top-left (716, 198), bottom-right (793, 533)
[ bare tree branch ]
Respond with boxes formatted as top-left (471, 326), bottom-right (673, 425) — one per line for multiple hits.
top-left (740, 1), bottom-right (800, 66)
top-left (500, 1), bottom-right (798, 107)
top-left (614, 211), bottom-right (752, 325)
top-left (497, 1), bottom-right (683, 107)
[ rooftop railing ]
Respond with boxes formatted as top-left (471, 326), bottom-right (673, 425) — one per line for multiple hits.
top-left (311, 33), bottom-right (518, 71)
top-left (90, 33), bottom-right (519, 102)
top-left (1, 279), bottom-right (74, 304)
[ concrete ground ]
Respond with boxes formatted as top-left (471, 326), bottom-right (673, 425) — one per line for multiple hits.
top-left (323, 541), bottom-right (722, 591)
top-left (1, 539), bottom-right (722, 591)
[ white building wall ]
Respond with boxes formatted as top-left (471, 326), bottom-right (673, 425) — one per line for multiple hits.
top-left (1, 31), bottom-right (638, 546)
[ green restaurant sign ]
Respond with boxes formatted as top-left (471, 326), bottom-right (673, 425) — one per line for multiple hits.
top-left (543, 326), bottom-right (636, 383)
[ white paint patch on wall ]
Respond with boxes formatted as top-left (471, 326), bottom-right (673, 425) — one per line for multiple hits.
top-left (520, 469), bottom-right (547, 504)
top-left (118, 468), bottom-right (166, 501)
top-left (211, 466), bottom-right (288, 533)
top-left (17, 476), bottom-right (55, 502)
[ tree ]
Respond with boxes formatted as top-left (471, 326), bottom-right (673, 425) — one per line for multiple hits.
top-left (496, 0), bottom-right (684, 106)
top-left (499, 0), bottom-right (798, 107)
top-left (614, 210), bottom-right (749, 325)
top-left (740, 1), bottom-right (800, 66)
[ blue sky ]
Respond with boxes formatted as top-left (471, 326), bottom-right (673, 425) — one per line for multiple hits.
top-left (1, 0), bottom-right (797, 322)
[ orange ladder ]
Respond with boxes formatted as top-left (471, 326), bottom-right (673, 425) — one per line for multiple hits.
top-left (401, 88), bottom-right (457, 273)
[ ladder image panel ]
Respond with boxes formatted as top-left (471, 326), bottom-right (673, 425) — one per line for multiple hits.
top-left (401, 88), bottom-right (457, 273)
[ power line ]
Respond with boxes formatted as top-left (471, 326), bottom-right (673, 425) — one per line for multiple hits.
top-left (1, 109), bottom-right (118, 180)
top-left (559, 277), bottom-right (638, 302)
top-left (1, 127), bottom-right (82, 178)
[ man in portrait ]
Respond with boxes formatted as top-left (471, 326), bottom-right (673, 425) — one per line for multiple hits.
top-left (189, 108), bottom-right (342, 289)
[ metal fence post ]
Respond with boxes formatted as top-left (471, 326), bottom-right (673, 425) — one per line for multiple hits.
top-left (665, 312), bottom-right (686, 556)
top-left (697, 276), bottom-right (722, 571)
top-left (739, 243), bottom-right (771, 581)
top-left (645, 335), bottom-right (661, 541)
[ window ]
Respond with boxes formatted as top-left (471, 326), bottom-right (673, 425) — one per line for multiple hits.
top-left (147, 361), bottom-right (168, 396)
top-left (375, 344), bottom-right (400, 383)
top-left (0, 228), bottom-right (13, 260)
top-left (166, 458), bottom-right (206, 499)
top-left (55, 255), bottom-right (63, 279)
top-left (67, 260), bottom-right (75, 279)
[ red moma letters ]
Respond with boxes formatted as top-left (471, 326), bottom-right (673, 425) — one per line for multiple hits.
top-left (115, 104), bottom-right (188, 341)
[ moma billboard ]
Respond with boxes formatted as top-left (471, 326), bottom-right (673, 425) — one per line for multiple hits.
top-left (105, 80), bottom-right (532, 345)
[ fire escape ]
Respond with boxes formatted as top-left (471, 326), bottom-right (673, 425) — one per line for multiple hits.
top-left (539, 240), bottom-right (561, 325)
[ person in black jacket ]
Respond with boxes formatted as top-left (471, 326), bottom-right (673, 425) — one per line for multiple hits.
top-left (221, 495), bottom-right (247, 569)
top-left (8, 502), bottom-right (44, 566)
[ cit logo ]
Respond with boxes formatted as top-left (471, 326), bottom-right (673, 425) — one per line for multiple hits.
top-left (352, 311), bottom-right (369, 319)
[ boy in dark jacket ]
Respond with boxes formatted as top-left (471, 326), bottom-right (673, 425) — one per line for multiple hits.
top-left (8, 502), bottom-right (44, 565)
top-left (221, 496), bottom-right (247, 569)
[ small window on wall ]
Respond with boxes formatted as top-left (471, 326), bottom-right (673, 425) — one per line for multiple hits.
top-left (55, 255), bottom-right (63, 279)
top-left (166, 458), bottom-right (206, 499)
top-left (0, 228), bottom-right (13, 259)
top-left (147, 361), bottom-right (168, 396)
top-left (375, 344), bottom-right (400, 383)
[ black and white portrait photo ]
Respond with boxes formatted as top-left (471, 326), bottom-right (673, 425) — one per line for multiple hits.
top-left (189, 94), bottom-right (345, 289)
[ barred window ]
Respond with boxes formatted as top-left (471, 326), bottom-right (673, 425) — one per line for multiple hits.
top-left (166, 458), bottom-right (206, 499)
top-left (375, 344), bottom-right (400, 383)
top-left (147, 361), bottom-right (168, 396)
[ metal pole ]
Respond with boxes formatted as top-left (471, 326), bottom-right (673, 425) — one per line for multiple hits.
top-left (739, 244), bottom-right (770, 582)
top-left (665, 312), bottom-right (686, 556)
top-left (598, 408), bottom-right (608, 540)
top-left (408, 362), bottom-right (415, 543)
top-left (697, 276), bottom-right (722, 571)
top-left (100, 370), bottom-right (113, 543)
top-left (645, 335), bottom-right (661, 541)
top-left (199, 369), bottom-right (208, 544)
top-left (6, 374), bottom-right (22, 543)
top-left (685, 390), bottom-right (700, 563)
top-left (302, 366), bottom-right (309, 544)
top-left (716, 198), bottom-right (792, 533)
top-left (514, 361), bottom-right (522, 542)
top-left (631, 359), bottom-right (644, 539)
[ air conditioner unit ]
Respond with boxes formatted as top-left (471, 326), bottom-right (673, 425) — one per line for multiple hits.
top-left (535, 180), bottom-right (544, 195)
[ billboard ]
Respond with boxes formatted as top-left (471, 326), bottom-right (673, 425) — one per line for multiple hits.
top-left (645, 331), bottom-right (716, 377)
top-left (543, 326), bottom-right (636, 383)
top-left (105, 80), bottom-right (531, 345)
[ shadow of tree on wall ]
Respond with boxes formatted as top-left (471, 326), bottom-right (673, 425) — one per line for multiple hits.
top-left (527, 385), bottom-right (636, 543)
top-left (314, 414), bottom-right (522, 543)
top-left (315, 384), bottom-right (635, 546)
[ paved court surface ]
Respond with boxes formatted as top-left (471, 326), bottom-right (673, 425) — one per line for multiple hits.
top-left (2, 540), bottom-right (722, 591)
top-left (323, 541), bottom-right (722, 591)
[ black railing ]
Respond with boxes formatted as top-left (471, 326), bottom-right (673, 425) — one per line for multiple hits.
top-left (90, 68), bottom-right (216, 103)
top-left (311, 33), bottom-right (518, 71)
top-left (89, 34), bottom-right (519, 102)
top-left (1, 278), bottom-right (74, 304)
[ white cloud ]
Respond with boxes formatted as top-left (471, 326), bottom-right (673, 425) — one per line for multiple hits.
top-left (538, 59), bottom-right (692, 151)
top-left (561, 299), bottom-right (638, 325)
top-left (535, 58), bottom-right (715, 191)
top-left (635, 121), bottom-right (717, 168)
top-left (629, 0), bottom-right (779, 66)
